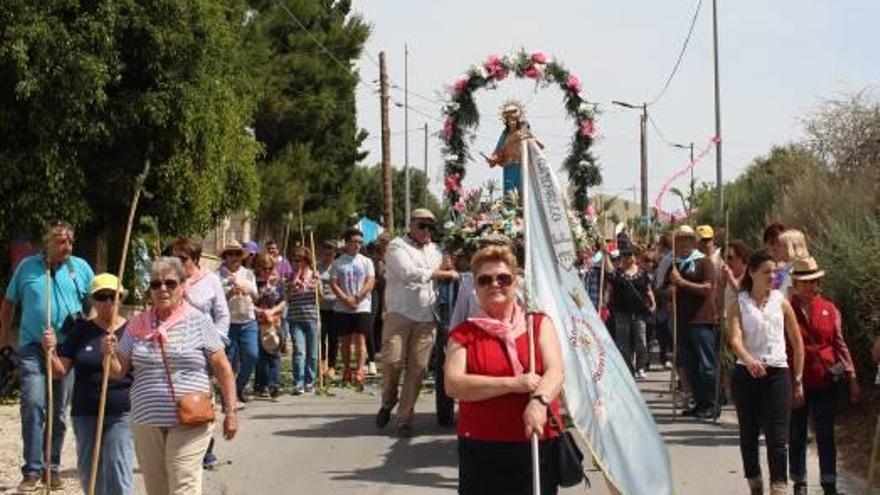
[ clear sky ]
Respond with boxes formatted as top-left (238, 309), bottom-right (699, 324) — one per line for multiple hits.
top-left (348, 0), bottom-right (879, 212)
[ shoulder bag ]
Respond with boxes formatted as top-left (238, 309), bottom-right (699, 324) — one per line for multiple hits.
top-left (158, 339), bottom-right (215, 426)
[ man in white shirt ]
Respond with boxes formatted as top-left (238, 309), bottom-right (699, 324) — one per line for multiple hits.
top-left (376, 209), bottom-right (458, 437)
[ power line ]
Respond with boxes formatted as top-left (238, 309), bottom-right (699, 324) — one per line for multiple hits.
top-left (647, 0), bottom-right (705, 107)
top-left (274, 1), bottom-right (355, 77)
top-left (647, 115), bottom-right (680, 148)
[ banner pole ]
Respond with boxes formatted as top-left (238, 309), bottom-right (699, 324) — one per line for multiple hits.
top-left (309, 231), bottom-right (324, 394)
top-left (521, 138), bottom-right (541, 495)
top-left (713, 208), bottom-right (730, 422)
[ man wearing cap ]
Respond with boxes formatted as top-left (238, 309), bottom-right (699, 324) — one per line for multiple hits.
top-left (665, 225), bottom-right (718, 419)
top-left (0, 220), bottom-right (94, 491)
top-left (377, 208), bottom-right (458, 437)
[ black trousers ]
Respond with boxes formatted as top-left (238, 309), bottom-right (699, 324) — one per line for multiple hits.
top-left (458, 437), bottom-right (560, 495)
top-left (320, 310), bottom-right (339, 366)
top-left (732, 365), bottom-right (792, 483)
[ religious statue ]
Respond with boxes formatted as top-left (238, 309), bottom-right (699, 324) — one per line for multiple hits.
top-left (483, 101), bottom-right (543, 196)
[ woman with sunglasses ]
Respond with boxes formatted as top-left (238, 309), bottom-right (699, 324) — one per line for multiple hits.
top-left (444, 245), bottom-right (564, 494)
top-left (103, 258), bottom-right (237, 495)
top-left (42, 273), bottom-right (134, 495)
top-left (787, 257), bottom-right (858, 495)
top-left (287, 246), bottom-right (319, 394)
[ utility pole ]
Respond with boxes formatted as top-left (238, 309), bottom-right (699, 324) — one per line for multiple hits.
top-left (613, 100), bottom-right (649, 234)
top-left (380, 51), bottom-right (394, 230)
top-left (403, 44), bottom-right (411, 223)
top-left (423, 123), bottom-right (429, 206)
top-left (712, 0), bottom-right (723, 221)
top-left (688, 142), bottom-right (695, 205)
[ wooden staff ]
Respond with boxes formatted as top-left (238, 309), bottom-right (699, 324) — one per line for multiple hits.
top-left (670, 228), bottom-right (679, 421)
top-left (87, 156), bottom-right (150, 495)
top-left (309, 231), bottom-right (325, 393)
top-left (868, 412), bottom-right (880, 495)
top-left (44, 268), bottom-right (53, 495)
top-left (520, 137), bottom-right (541, 495)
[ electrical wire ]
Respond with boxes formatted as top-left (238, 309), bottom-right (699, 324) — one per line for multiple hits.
top-left (647, 0), bottom-right (705, 107)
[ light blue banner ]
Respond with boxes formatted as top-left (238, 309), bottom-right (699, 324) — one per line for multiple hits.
top-left (524, 141), bottom-right (673, 495)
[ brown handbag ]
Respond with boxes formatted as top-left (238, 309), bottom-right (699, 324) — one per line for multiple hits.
top-left (158, 339), bottom-right (216, 426)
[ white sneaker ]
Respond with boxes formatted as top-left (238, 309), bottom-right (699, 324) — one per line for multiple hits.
top-left (367, 362), bottom-right (378, 376)
top-left (637, 369), bottom-right (648, 379)
top-left (663, 360), bottom-right (673, 370)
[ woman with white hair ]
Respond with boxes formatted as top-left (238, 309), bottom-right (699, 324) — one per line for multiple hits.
top-left (103, 257), bottom-right (238, 495)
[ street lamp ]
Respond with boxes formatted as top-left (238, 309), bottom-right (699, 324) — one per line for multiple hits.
top-left (612, 100), bottom-right (649, 233)
top-left (671, 142), bottom-right (695, 204)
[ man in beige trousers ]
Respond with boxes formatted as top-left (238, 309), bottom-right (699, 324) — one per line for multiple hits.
top-left (376, 209), bottom-right (458, 437)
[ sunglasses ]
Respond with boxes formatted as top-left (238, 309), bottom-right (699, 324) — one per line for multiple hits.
top-left (415, 222), bottom-right (435, 231)
top-left (476, 273), bottom-right (515, 288)
top-left (92, 292), bottom-right (118, 302)
top-left (149, 279), bottom-right (180, 291)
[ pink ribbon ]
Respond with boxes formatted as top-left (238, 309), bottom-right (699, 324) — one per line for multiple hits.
top-left (653, 135), bottom-right (720, 212)
top-left (128, 303), bottom-right (190, 344)
top-left (467, 304), bottom-right (527, 375)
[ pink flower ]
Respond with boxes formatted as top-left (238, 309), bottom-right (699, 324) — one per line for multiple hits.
top-left (483, 55), bottom-right (509, 81)
top-left (565, 74), bottom-right (582, 94)
top-left (531, 52), bottom-right (548, 64)
top-left (453, 76), bottom-right (469, 94)
top-left (579, 119), bottom-right (595, 138)
top-left (443, 117), bottom-right (455, 141)
top-left (444, 172), bottom-right (460, 192)
top-left (454, 200), bottom-right (466, 213)
top-left (523, 63), bottom-right (544, 80)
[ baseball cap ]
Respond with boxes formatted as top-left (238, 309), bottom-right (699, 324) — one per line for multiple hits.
top-left (90, 273), bottom-right (126, 295)
top-left (696, 225), bottom-right (715, 240)
top-left (411, 208), bottom-right (436, 222)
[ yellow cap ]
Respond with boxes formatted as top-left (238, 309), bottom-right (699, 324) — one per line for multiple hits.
top-left (695, 225), bottom-right (715, 240)
top-left (90, 273), bottom-right (125, 295)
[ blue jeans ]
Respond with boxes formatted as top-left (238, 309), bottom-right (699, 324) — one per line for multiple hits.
top-left (18, 342), bottom-right (75, 476)
top-left (790, 386), bottom-right (838, 485)
top-left (682, 324), bottom-right (718, 410)
top-left (73, 414), bottom-right (134, 495)
top-left (227, 320), bottom-right (259, 395)
top-left (255, 347), bottom-right (281, 390)
top-left (292, 319), bottom-right (318, 388)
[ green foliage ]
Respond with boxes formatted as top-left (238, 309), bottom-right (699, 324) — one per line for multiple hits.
top-left (245, 0), bottom-right (370, 239)
top-left (0, 0), bottom-right (260, 243)
top-left (347, 164), bottom-right (441, 231)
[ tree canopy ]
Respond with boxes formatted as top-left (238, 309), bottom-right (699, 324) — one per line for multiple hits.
top-left (0, 0), bottom-right (261, 244)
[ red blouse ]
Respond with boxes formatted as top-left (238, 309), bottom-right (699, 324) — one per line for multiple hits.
top-left (449, 313), bottom-right (561, 442)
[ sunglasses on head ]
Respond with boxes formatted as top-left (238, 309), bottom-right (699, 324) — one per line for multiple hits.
top-left (476, 273), bottom-right (514, 288)
top-left (92, 292), bottom-right (118, 302)
top-left (149, 279), bottom-right (180, 291)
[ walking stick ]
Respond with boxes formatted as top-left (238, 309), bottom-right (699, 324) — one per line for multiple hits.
top-left (309, 230), bottom-right (326, 395)
top-left (44, 269), bottom-right (53, 495)
top-left (88, 155), bottom-right (150, 495)
top-left (521, 138), bottom-right (541, 495)
top-left (713, 209), bottom-right (729, 422)
top-left (670, 229), bottom-right (679, 421)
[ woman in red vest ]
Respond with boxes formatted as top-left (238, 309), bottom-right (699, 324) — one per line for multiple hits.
top-left (444, 245), bottom-right (564, 495)
top-left (788, 257), bottom-right (859, 495)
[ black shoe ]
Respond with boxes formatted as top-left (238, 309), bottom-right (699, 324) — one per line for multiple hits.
top-left (695, 408), bottom-right (716, 419)
top-left (397, 424), bottom-right (413, 438)
top-left (238, 393), bottom-right (251, 404)
top-left (821, 482), bottom-right (841, 495)
top-left (17, 473), bottom-right (40, 493)
top-left (375, 406), bottom-right (391, 428)
top-left (680, 407), bottom-right (699, 417)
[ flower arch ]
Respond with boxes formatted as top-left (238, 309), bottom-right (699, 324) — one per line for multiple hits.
top-left (441, 50), bottom-right (602, 219)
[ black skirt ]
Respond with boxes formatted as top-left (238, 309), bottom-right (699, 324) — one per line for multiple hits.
top-left (458, 437), bottom-right (560, 495)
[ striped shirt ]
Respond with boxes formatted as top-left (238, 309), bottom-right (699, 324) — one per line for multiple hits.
top-left (185, 271), bottom-right (230, 343)
top-left (288, 266), bottom-right (318, 322)
top-left (118, 308), bottom-right (224, 426)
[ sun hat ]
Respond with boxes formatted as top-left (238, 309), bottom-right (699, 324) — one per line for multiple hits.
top-left (695, 225), bottom-right (715, 240)
top-left (242, 240), bottom-right (260, 255)
top-left (221, 240), bottom-right (246, 258)
top-left (674, 225), bottom-right (697, 238)
top-left (791, 256), bottom-right (825, 281)
top-left (90, 273), bottom-right (126, 296)
top-left (411, 208), bottom-right (436, 222)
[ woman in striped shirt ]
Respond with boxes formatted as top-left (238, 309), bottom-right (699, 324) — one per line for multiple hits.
top-left (287, 246), bottom-right (319, 394)
top-left (104, 258), bottom-right (238, 495)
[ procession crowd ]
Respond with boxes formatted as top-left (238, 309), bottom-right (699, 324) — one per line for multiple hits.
top-left (576, 222), bottom-right (869, 495)
top-left (1, 213), bottom-right (878, 495)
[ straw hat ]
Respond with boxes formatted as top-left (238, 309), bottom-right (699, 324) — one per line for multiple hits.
top-left (221, 240), bottom-right (245, 258)
top-left (674, 225), bottom-right (697, 238)
top-left (791, 256), bottom-right (825, 281)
